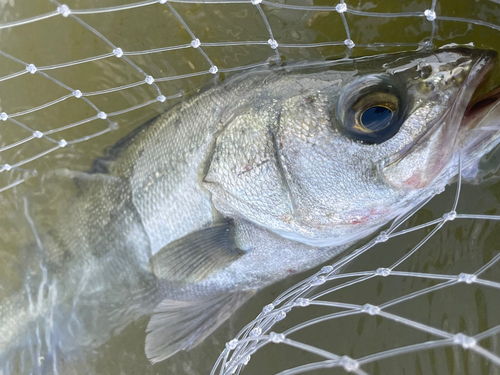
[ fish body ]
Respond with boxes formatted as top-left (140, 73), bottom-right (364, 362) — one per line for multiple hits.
top-left (1, 47), bottom-right (500, 371)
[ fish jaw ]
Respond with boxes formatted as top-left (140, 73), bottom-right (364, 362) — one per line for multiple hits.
top-left (380, 49), bottom-right (499, 190)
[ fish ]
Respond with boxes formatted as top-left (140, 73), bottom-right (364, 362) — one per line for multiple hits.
top-left (1, 47), bottom-right (500, 373)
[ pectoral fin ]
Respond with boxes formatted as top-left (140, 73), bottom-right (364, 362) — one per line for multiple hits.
top-left (150, 219), bottom-right (244, 283)
top-left (145, 291), bottom-right (254, 363)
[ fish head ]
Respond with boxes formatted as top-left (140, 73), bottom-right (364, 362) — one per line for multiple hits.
top-left (204, 48), bottom-right (500, 247)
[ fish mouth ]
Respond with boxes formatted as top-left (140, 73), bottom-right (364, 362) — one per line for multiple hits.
top-left (462, 83), bottom-right (500, 129)
top-left (462, 52), bottom-right (500, 126)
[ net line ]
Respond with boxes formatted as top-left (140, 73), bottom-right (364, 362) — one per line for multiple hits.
top-left (0, 1), bottom-right (499, 374)
top-left (1, 0), bottom-right (497, 194)
top-left (0, 0), bottom-right (282, 191)
top-left (212, 157), bottom-right (500, 375)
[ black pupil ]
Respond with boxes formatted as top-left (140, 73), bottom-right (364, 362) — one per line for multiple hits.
top-left (361, 106), bottom-right (393, 131)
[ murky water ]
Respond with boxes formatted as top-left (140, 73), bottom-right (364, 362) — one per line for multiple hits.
top-left (0, 0), bottom-right (500, 374)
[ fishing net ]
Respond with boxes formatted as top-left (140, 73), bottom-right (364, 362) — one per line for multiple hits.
top-left (212, 163), bottom-right (500, 375)
top-left (0, 0), bottom-right (499, 374)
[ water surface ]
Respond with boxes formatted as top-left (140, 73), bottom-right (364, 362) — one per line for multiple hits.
top-left (0, 1), bottom-right (500, 374)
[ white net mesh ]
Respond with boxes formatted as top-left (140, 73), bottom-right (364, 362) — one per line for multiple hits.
top-left (0, 1), bottom-right (500, 374)
top-left (212, 161), bottom-right (500, 374)
top-left (1, 1), bottom-right (499, 191)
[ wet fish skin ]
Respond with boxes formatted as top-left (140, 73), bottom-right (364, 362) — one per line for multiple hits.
top-left (1, 48), bottom-right (499, 370)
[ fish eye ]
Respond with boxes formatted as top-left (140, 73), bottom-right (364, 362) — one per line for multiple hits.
top-left (337, 75), bottom-right (408, 144)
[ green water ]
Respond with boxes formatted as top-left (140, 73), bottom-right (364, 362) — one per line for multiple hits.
top-left (0, 0), bottom-right (500, 374)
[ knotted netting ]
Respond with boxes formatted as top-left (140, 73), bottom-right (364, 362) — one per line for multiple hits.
top-left (213, 161), bottom-right (500, 375)
top-left (0, 0), bottom-right (499, 374)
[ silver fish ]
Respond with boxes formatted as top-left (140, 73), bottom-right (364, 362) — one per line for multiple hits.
top-left (1, 47), bottom-right (500, 371)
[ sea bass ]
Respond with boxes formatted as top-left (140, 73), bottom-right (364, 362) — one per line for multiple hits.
top-left (1, 47), bottom-right (500, 372)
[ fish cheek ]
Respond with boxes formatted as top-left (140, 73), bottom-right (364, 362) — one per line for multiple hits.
top-left (271, 96), bottom-right (347, 210)
top-left (203, 107), bottom-right (295, 229)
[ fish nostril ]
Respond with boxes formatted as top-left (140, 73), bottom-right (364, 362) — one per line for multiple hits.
top-left (418, 64), bottom-right (432, 79)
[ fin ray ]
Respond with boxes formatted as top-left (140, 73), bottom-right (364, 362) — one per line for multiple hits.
top-left (145, 291), bottom-right (254, 363)
top-left (150, 219), bottom-right (244, 283)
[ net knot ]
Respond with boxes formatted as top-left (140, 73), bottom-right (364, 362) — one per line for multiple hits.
top-left (267, 39), bottom-right (279, 49)
top-left (191, 38), bottom-right (201, 48)
top-left (344, 39), bottom-right (355, 49)
top-left (251, 0), bottom-right (262, 5)
top-left (157, 95), bottom-right (166, 102)
top-left (249, 326), bottom-right (262, 337)
top-left (262, 303), bottom-right (274, 314)
top-left (58, 139), bottom-right (67, 147)
top-left (311, 276), bottom-right (326, 286)
top-left (424, 9), bottom-right (436, 21)
top-left (97, 111), bottom-right (107, 120)
top-left (0, 112), bottom-right (8, 121)
top-left (423, 40), bottom-right (434, 49)
top-left (269, 332), bottom-right (285, 343)
top-left (375, 231), bottom-right (389, 243)
top-left (2, 164), bottom-right (12, 171)
top-left (453, 333), bottom-right (476, 349)
top-left (320, 265), bottom-right (333, 274)
top-left (275, 310), bottom-right (287, 321)
top-left (209, 66), bottom-right (219, 74)
top-left (443, 211), bottom-right (457, 221)
top-left (33, 130), bottom-right (43, 138)
top-left (113, 48), bottom-right (124, 58)
top-left (296, 298), bottom-right (310, 307)
top-left (158, 0), bottom-right (168, 3)
top-left (339, 356), bottom-right (359, 372)
top-left (145, 75), bottom-right (154, 85)
top-left (26, 64), bottom-right (37, 74)
top-left (362, 304), bottom-right (380, 315)
top-left (458, 273), bottom-right (476, 284)
top-left (72, 89), bottom-right (82, 98)
top-left (226, 339), bottom-right (239, 350)
top-left (376, 268), bottom-right (391, 277)
top-left (335, 3), bottom-right (347, 13)
top-left (434, 185), bottom-right (446, 195)
top-left (57, 4), bottom-right (71, 17)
